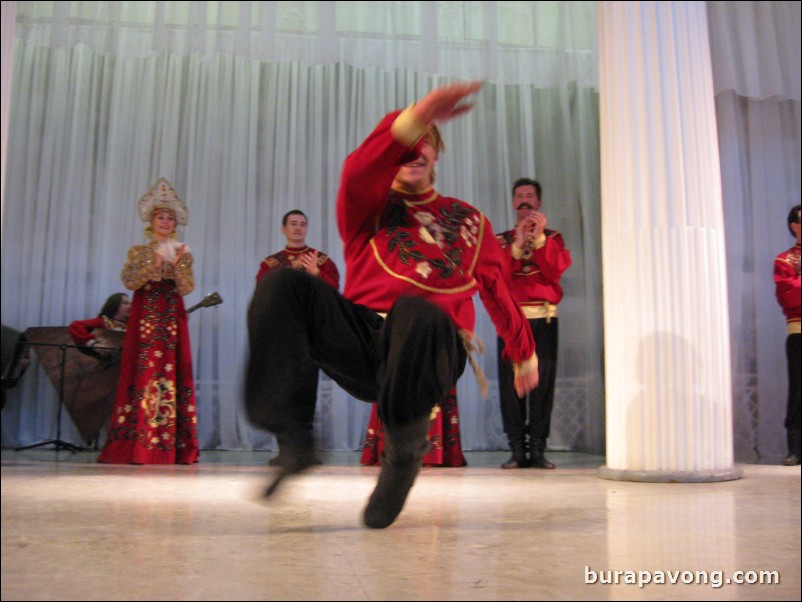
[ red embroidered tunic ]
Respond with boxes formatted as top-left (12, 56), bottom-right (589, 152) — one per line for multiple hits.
top-left (495, 228), bottom-right (572, 307)
top-left (255, 246), bottom-right (340, 289)
top-left (337, 110), bottom-right (534, 363)
top-left (774, 242), bottom-right (801, 334)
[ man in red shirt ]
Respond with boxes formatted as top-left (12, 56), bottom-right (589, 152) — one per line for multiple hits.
top-left (774, 204), bottom-right (801, 466)
top-left (68, 292), bottom-right (131, 355)
top-left (495, 179), bottom-right (572, 469)
top-left (246, 82), bottom-right (538, 529)
top-left (255, 210), bottom-right (339, 288)
top-left (255, 209), bottom-right (339, 467)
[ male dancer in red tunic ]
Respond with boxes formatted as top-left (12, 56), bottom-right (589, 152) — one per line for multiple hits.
top-left (68, 292), bottom-right (131, 353)
top-left (255, 210), bottom-right (339, 288)
top-left (495, 179), bottom-right (572, 469)
top-left (246, 82), bottom-right (538, 528)
top-left (774, 204), bottom-right (801, 466)
top-left (255, 209), bottom-right (339, 466)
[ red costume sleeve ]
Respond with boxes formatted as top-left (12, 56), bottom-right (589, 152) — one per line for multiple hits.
top-left (68, 317), bottom-right (105, 346)
top-left (255, 260), bottom-right (271, 283)
top-left (530, 232), bottom-right (572, 283)
top-left (319, 257), bottom-right (340, 290)
top-left (475, 222), bottom-right (536, 363)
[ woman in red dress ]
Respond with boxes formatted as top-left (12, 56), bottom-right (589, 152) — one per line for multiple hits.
top-left (98, 178), bottom-right (199, 464)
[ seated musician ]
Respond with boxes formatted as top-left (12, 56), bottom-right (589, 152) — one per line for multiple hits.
top-left (68, 293), bottom-right (130, 355)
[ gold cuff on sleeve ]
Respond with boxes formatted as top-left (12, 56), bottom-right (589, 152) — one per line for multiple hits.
top-left (390, 104), bottom-right (429, 148)
top-left (513, 353), bottom-right (539, 379)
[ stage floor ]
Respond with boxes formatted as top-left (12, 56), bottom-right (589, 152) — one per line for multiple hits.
top-left (2, 449), bottom-right (800, 601)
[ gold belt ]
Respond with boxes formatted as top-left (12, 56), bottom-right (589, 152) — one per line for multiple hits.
top-left (521, 302), bottom-right (559, 322)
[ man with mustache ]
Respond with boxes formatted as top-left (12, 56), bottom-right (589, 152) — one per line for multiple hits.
top-left (245, 81), bottom-right (539, 529)
top-left (495, 178), bottom-right (572, 469)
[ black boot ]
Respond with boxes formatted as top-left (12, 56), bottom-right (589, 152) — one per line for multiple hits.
top-left (530, 438), bottom-right (555, 469)
top-left (501, 443), bottom-right (529, 469)
top-left (782, 431), bottom-right (801, 466)
top-left (264, 432), bottom-right (319, 497)
top-left (363, 416), bottom-right (430, 529)
top-left (783, 453), bottom-right (801, 466)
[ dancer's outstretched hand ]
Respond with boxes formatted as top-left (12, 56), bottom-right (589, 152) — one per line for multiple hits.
top-left (413, 81), bottom-right (483, 125)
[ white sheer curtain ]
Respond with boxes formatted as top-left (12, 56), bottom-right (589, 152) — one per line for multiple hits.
top-left (1, 1), bottom-right (603, 453)
top-left (707, 1), bottom-right (801, 459)
top-left (11, 1), bottom-right (597, 85)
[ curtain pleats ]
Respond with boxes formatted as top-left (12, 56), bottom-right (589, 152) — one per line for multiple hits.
top-left (1, 48), bottom-right (603, 452)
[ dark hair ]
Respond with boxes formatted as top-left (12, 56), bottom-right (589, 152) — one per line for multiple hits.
top-left (512, 178), bottom-right (542, 200)
top-left (282, 210), bottom-right (308, 227)
top-left (788, 204), bottom-right (801, 237)
top-left (98, 293), bottom-right (127, 319)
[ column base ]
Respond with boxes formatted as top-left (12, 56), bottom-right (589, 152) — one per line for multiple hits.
top-left (597, 465), bottom-right (742, 483)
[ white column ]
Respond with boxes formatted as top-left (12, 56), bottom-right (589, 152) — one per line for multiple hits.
top-left (598, 1), bottom-right (740, 482)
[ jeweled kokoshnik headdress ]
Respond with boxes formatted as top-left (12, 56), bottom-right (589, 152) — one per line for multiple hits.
top-left (137, 178), bottom-right (188, 225)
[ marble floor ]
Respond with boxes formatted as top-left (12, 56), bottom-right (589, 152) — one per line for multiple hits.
top-left (1, 449), bottom-right (800, 601)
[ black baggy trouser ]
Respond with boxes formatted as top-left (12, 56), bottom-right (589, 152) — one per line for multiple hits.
top-left (245, 269), bottom-right (467, 445)
top-left (785, 333), bottom-right (801, 454)
top-left (497, 317), bottom-right (558, 446)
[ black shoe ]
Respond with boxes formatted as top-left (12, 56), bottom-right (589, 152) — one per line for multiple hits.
top-left (529, 449), bottom-right (555, 469)
top-left (264, 445), bottom-right (318, 497)
top-left (363, 457), bottom-right (421, 529)
top-left (530, 438), bottom-right (555, 469)
top-left (782, 453), bottom-right (801, 466)
top-left (363, 417), bottom-right (430, 529)
top-left (501, 451), bottom-right (529, 469)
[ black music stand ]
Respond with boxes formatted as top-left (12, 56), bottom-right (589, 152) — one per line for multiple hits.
top-left (15, 342), bottom-right (86, 453)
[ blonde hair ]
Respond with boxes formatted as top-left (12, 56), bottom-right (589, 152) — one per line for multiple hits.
top-left (426, 123), bottom-right (444, 156)
top-left (426, 123), bottom-right (444, 184)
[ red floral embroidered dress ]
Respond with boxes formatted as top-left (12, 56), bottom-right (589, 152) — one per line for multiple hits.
top-left (98, 241), bottom-right (199, 464)
top-left (360, 388), bottom-right (467, 467)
